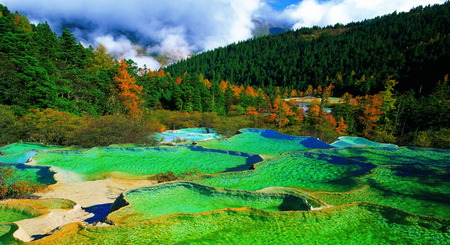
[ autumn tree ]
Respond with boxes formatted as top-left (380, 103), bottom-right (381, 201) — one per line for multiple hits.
top-left (319, 83), bottom-right (334, 110)
top-left (18, 108), bottom-right (82, 145)
top-left (290, 89), bottom-right (300, 97)
top-left (336, 117), bottom-right (348, 135)
top-left (305, 100), bottom-right (321, 127)
top-left (266, 95), bottom-right (296, 128)
top-left (304, 85), bottom-right (314, 96)
top-left (246, 106), bottom-right (259, 116)
top-left (0, 163), bottom-right (47, 199)
top-left (113, 59), bottom-right (145, 119)
top-left (88, 44), bottom-right (115, 74)
top-left (354, 94), bottom-right (384, 138)
top-left (332, 93), bottom-right (357, 135)
top-left (13, 12), bottom-right (32, 33)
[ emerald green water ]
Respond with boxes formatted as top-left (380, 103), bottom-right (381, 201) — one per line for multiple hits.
top-left (35, 203), bottom-right (450, 245)
top-left (109, 182), bottom-right (309, 224)
top-left (0, 143), bottom-right (61, 163)
top-left (199, 152), bottom-right (375, 192)
top-left (0, 223), bottom-right (22, 245)
top-left (34, 146), bottom-right (261, 180)
top-left (0, 143), bottom-right (59, 185)
top-left (1, 164), bottom-right (56, 185)
top-left (198, 129), bottom-right (332, 156)
top-left (7, 129), bottom-right (449, 244)
top-left (310, 146), bottom-right (450, 219)
top-left (0, 143), bottom-right (62, 164)
top-left (0, 143), bottom-right (61, 155)
top-left (0, 150), bottom-right (39, 164)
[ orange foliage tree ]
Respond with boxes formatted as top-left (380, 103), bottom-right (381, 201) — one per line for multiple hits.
top-left (304, 85), bottom-right (314, 96)
top-left (114, 59), bottom-right (145, 119)
top-left (246, 106), bottom-right (259, 116)
top-left (319, 83), bottom-right (334, 109)
top-left (175, 77), bottom-right (183, 85)
top-left (355, 94), bottom-right (384, 137)
top-left (244, 86), bottom-right (257, 97)
top-left (305, 98), bottom-right (347, 139)
top-left (219, 80), bottom-right (229, 92)
top-left (336, 117), bottom-right (348, 135)
top-left (266, 95), bottom-right (297, 128)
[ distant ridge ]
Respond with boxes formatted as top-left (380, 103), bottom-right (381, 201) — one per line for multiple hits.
top-left (166, 2), bottom-right (450, 95)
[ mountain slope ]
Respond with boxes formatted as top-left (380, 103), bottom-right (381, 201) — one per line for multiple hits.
top-left (166, 3), bottom-right (450, 95)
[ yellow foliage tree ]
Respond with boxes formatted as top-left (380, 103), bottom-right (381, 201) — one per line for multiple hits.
top-left (88, 44), bottom-right (115, 73)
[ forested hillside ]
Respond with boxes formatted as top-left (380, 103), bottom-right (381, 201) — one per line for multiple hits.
top-left (0, 3), bottom-right (449, 149)
top-left (166, 3), bottom-right (450, 95)
top-left (0, 5), bottom-right (119, 116)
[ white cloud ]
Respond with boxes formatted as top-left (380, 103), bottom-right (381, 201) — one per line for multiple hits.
top-left (95, 35), bottom-right (161, 70)
top-left (2, 0), bottom-right (261, 68)
top-left (281, 0), bottom-right (446, 29)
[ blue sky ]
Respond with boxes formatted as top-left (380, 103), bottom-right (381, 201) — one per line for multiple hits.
top-left (267, 0), bottom-right (329, 11)
top-left (1, 0), bottom-right (446, 69)
top-left (267, 0), bottom-right (303, 10)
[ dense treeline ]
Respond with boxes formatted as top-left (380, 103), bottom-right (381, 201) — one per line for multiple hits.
top-left (165, 3), bottom-right (450, 96)
top-left (0, 4), bottom-right (116, 115)
top-left (0, 3), bottom-right (449, 149)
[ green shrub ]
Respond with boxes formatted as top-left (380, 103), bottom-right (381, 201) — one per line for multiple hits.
top-left (148, 167), bottom-right (203, 183)
top-left (67, 114), bottom-right (161, 147)
top-left (413, 129), bottom-right (450, 149)
top-left (0, 163), bottom-right (48, 199)
top-left (148, 171), bottom-right (179, 183)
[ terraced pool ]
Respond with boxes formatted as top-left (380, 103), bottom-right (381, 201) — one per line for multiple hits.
top-left (33, 145), bottom-right (262, 181)
top-left (198, 128), bottom-right (332, 156)
top-left (108, 181), bottom-right (310, 224)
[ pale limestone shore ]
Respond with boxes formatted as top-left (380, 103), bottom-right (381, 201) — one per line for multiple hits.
top-left (12, 177), bottom-right (157, 242)
top-left (5, 157), bottom-right (156, 241)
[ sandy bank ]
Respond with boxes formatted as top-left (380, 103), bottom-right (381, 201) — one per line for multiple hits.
top-left (13, 178), bottom-right (156, 241)
top-left (37, 178), bottom-right (156, 207)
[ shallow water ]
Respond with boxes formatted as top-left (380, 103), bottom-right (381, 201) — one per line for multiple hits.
top-left (33, 145), bottom-right (262, 181)
top-left (199, 128), bottom-right (333, 155)
top-left (0, 143), bottom-right (60, 185)
top-left (152, 128), bottom-right (220, 143)
top-left (200, 151), bottom-right (375, 192)
top-left (331, 136), bottom-right (397, 148)
top-left (6, 163), bottom-right (56, 185)
top-left (108, 182), bottom-right (310, 224)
